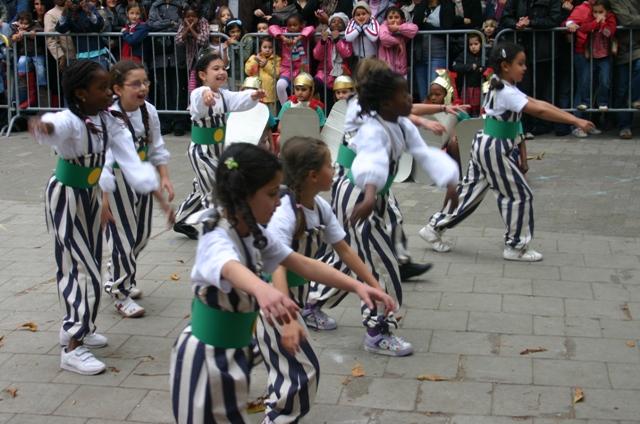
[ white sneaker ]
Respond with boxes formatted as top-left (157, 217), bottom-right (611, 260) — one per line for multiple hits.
top-left (588, 127), bottom-right (602, 135)
top-left (115, 297), bottom-right (146, 318)
top-left (364, 332), bottom-right (413, 357)
top-left (524, 132), bottom-right (535, 140)
top-left (302, 304), bottom-right (337, 330)
top-left (60, 329), bottom-right (108, 348)
top-left (572, 128), bottom-right (588, 138)
top-left (576, 104), bottom-right (588, 111)
top-left (129, 287), bottom-right (142, 299)
top-left (503, 246), bottom-right (543, 262)
top-left (418, 226), bottom-right (451, 252)
top-left (60, 346), bottom-right (106, 375)
top-left (598, 105), bottom-right (608, 112)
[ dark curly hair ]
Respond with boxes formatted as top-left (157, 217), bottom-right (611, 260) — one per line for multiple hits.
top-left (214, 143), bottom-right (282, 249)
top-left (356, 68), bottom-right (405, 117)
top-left (280, 137), bottom-right (330, 240)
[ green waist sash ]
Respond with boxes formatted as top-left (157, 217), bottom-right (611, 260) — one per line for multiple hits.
top-left (55, 157), bottom-right (103, 189)
top-left (113, 145), bottom-right (148, 169)
top-left (190, 297), bottom-right (258, 348)
top-left (192, 125), bottom-right (226, 145)
top-left (483, 118), bottom-right (520, 139)
top-left (286, 269), bottom-right (307, 287)
top-left (337, 144), bottom-right (395, 196)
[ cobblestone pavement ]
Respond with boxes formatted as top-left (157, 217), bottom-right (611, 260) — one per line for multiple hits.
top-left (0, 128), bottom-right (639, 423)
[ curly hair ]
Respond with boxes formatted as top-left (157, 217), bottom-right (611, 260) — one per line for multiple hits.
top-left (356, 68), bottom-right (405, 117)
top-left (214, 143), bottom-right (282, 249)
top-left (62, 59), bottom-right (128, 134)
top-left (109, 60), bottom-right (151, 143)
top-left (280, 137), bottom-right (330, 240)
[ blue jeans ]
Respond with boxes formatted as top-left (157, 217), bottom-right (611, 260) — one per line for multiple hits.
top-left (614, 58), bottom-right (640, 131)
top-left (414, 56), bottom-right (446, 103)
top-left (573, 53), bottom-right (589, 119)
top-left (17, 55), bottom-right (47, 85)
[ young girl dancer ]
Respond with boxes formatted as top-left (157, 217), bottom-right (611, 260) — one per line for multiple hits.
top-left (100, 60), bottom-right (175, 318)
top-left (420, 42), bottom-right (595, 261)
top-left (313, 68), bottom-right (460, 356)
top-left (173, 53), bottom-right (267, 239)
top-left (257, 137), bottom-right (386, 423)
top-left (29, 59), bottom-right (159, 375)
top-left (170, 142), bottom-right (395, 424)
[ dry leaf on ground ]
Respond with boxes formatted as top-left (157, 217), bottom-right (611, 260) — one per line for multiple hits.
top-left (418, 374), bottom-right (448, 381)
top-left (520, 347), bottom-right (547, 355)
top-left (351, 363), bottom-right (365, 377)
top-left (574, 387), bottom-right (584, 403)
top-left (106, 366), bottom-right (120, 372)
top-left (5, 388), bottom-right (17, 398)
top-left (171, 274), bottom-right (181, 281)
top-left (0, 335), bottom-right (4, 348)
top-left (246, 395), bottom-right (268, 414)
top-left (342, 377), bottom-right (352, 385)
top-left (176, 259), bottom-right (185, 264)
top-left (184, 314), bottom-right (191, 319)
top-left (626, 341), bottom-right (635, 347)
top-left (15, 322), bottom-right (37, 332)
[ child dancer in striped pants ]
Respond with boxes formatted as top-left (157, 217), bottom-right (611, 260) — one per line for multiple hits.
top-left (419, 42), bottom-right (595, 261)
top-left (29, 59), bottom-right (159, 375)
top-left (172, 53), bottom-right (267, 239)
top-left (257, 137), bottom-right (386, 424)
top-left (170, 143), bottom-right (395, 423)
top-left (100, 60), bottom-right (175, 318)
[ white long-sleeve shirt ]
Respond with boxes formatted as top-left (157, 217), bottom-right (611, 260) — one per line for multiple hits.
top-left (349, 116), bottom-right (458, 191)
top-left (37, 109), bottom-right (159, 194)
top-left (345, 18), bottom-right (379, 58)
top-left (190, 86), bottom-right (259, 122)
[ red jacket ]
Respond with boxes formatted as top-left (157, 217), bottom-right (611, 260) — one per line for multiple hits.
top-left (562, 2), bottom-right (592, 54)
top-left (579, 12), bottom-right (617, 58)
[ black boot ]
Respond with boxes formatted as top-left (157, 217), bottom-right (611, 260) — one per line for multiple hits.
top-left (173, 222), bottom-right (198, 240)
top-left (399, 262), bottom-right (432, 282)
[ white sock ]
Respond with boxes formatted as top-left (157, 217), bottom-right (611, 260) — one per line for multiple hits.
top-left (276, 78), bottom-right (290, 106)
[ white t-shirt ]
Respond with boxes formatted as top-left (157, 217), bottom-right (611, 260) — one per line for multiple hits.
top-left (484, 80), bottom-right (529, 118)
top-left (191, 224), bottom-right (293, 293)
top-left (268, 195), bottom-right (346, 248)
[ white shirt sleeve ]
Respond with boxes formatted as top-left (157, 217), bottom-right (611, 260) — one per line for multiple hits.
top-left (190, 86), bottom-right (213, 121)
top-left (145, 102), bottom-right (170, 166)
top-left (349, 120), bottom-right (391, 191)
top-left (260, 229), bottom-right (294, 274)
top-left (488, 83), bottom-right (529, 116)
top-left (98, 148), bottom-right (116, 192)
top-left (267, 196), bottom-right (296, 248)
top-left (316, 196), bottom-right (346, 245)
top-left (191, 228), bottom-right (241, 293)
top-left (401, 118), bottom-right (459, 188)
top-left (105, 114), bottom-right (159, 194)
top-left (222, 89), bottom-right (260, 112)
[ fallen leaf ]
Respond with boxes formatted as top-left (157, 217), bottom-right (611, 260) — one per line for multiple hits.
top-left (574, 387), bottom-right (584, 403)
top-left (246, 395), bottom-right (268, 414)
top-left (520, 347), bottom-right (548, 355)
top-left (342, 377), bottom-right (352, 385)
top-left (72, 400), bottom-right (76, 405)
top-left (396, 316), bottom-right (402, 322)
top-left (526, 152), bottom-right (545, 160)
top-left (184, 314), bottom-right (191, 319)
top-left (133, 373), bottom-right (169, 376)
top-left (176, 259), bottom-right (185, 264)
top-left (627, 341), bottom-right (635, 347)
top-left (351, 363), bottom-right (365, 377)
top-left (15, 322), bottom-right (37, 332)
top-left (106, 366), bottom-right (120, 373)
top-left (5, 388), bottom-right (17, 398)
top-left (417, 374), bottom-right (448, 381)
top-left (523, 390), bottom-right (533, 395)
top-left (171, 274), bottom-right (180, 281)
top-left (0, 335), bottom-right (3, 348)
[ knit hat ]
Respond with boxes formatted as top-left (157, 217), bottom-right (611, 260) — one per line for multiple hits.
top-left (431, 68), bottom-right (457, 105)
top-left (333, 75), bottom-right (355, 91)
top-left (329, 12), bottom-right (349, 28)
top-left (352, 1), bottom-right (371, 16)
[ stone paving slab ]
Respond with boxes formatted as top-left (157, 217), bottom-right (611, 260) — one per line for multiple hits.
top-left (0, 130), bottom-right (639, 423)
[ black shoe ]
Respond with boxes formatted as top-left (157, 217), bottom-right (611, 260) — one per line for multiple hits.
top-left (531, 126), bottom-right (551, 136)
top-left (161, 127), bottom-right (172, 135)
top-left (555, 129), bottom-right (570, 137)
top-left (173, 223), bottom-right (198, 240)
top-left (399, 262), bottom-right (432, 282)
top-left (174, 129), bottom-right (186, 137)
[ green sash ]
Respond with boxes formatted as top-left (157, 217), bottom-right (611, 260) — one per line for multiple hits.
top-left (484, 118), bottom-right (520, 139)
top-left (55, 157), bottom-right (102, 189)
top-left (190, 297), bottom-right (258, 348)
top-left (192, 125), bottom-right (226, 145)
top-left (337, 144), bottom-right (395, 195)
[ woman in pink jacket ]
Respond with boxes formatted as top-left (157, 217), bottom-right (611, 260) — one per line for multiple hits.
top-left (313, 12), bottom-right (353, 111)
top-left (378, 6), bottom-right (418, 78)
top-left (269, 12), bottom-right (316, 105)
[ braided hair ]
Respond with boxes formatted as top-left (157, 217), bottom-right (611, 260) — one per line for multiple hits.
top-left (489, 42), bottom-right (525, 90)
top-left (62, 59), bottom-right (128, 134)
top-left (357, 68), bottom-right (405, 118)
top-left (215, 143), bottom-right (282, 249)
top-left (109, 60), bottom-right (150, 143)
top-left (280, 137), bottom-right (329, 240)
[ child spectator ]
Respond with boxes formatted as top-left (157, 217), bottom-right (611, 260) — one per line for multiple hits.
top-left (313, 12), bottom-right (352, 111)
top-left (277, 71), bottom-right (326, 132)
top-left (206, 25), bottom-right (229, 67)
top-left (482, 17), bottom-right (498, 45)
top-left (269, 12), bottom-right (315, 105)
top-left (12, 9), bottom-right (45, 108)
top-left (55, 0), bottom-right (108, 69)
top-left (451, 33), bottom-right (484, 117)
top-left (120, 2), bottom-right (149, 63)
top-left (333, 74), bottom-right (355, 101)
top-left (175, 3), bottom-right (209, 95)
top-left (268, 0), bottom-right (298, 26)
top-left (224, 19), bottom-right (253, 90)
top-left (256, 16), bottom-right (269, 32)
top-left (214, 5), bottom-right (232, 26)
top-left (345, 1), bottom-right (379, 62)
top-left (245, 37), bottom-right (281, 113)
top-left (378, 6), bottom-right (418, 78)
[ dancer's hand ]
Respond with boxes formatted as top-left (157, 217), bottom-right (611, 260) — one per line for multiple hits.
top-left (250, 89), bottom-right (267, 101)
top-left (281, 320), bottom-right (306, 355)
top-left (445, 104), bottom-right (470, 115)
top-left (355, 284), bottom-right (397, 316)
top-left (28, 117), bottom-right (54, 136)
top-left (161, 176), bottom-right (175, 202)
top-left (422, 119), bottom-right (446, 136)
top-left (255, 283), bottom-right (300, 327)
top-left (574, 118), bottom-right (595, 134)
top-left (202, 89), bottom-right (219, 107)
top-left (350, 197), bottom-right (375, 227)
top-left (101, 195), bottom-right (116, 230)
top-left (443, 183), bottom-right (459, 214)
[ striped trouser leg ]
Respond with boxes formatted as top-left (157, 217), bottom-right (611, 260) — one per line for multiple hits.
top-left (45, 178), bottom-right (103, 339)
top-left (429, 135), bottom-right (492, 232)
top-left (171, 325), bottom-right (251, 424)
top-left (311, 178), bottom-right (401, 333)
top-left (386, 191), bottom-right (411, 264)
top-left (256, 311), bottom-right (319, 423)
top-left (174, 143), bottom-right (221, 225)
top-left (105, 170), bottom-right (153, 299)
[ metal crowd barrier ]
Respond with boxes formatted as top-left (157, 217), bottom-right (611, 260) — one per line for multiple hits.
top-left (3, 26), bottom-right (638, 136)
